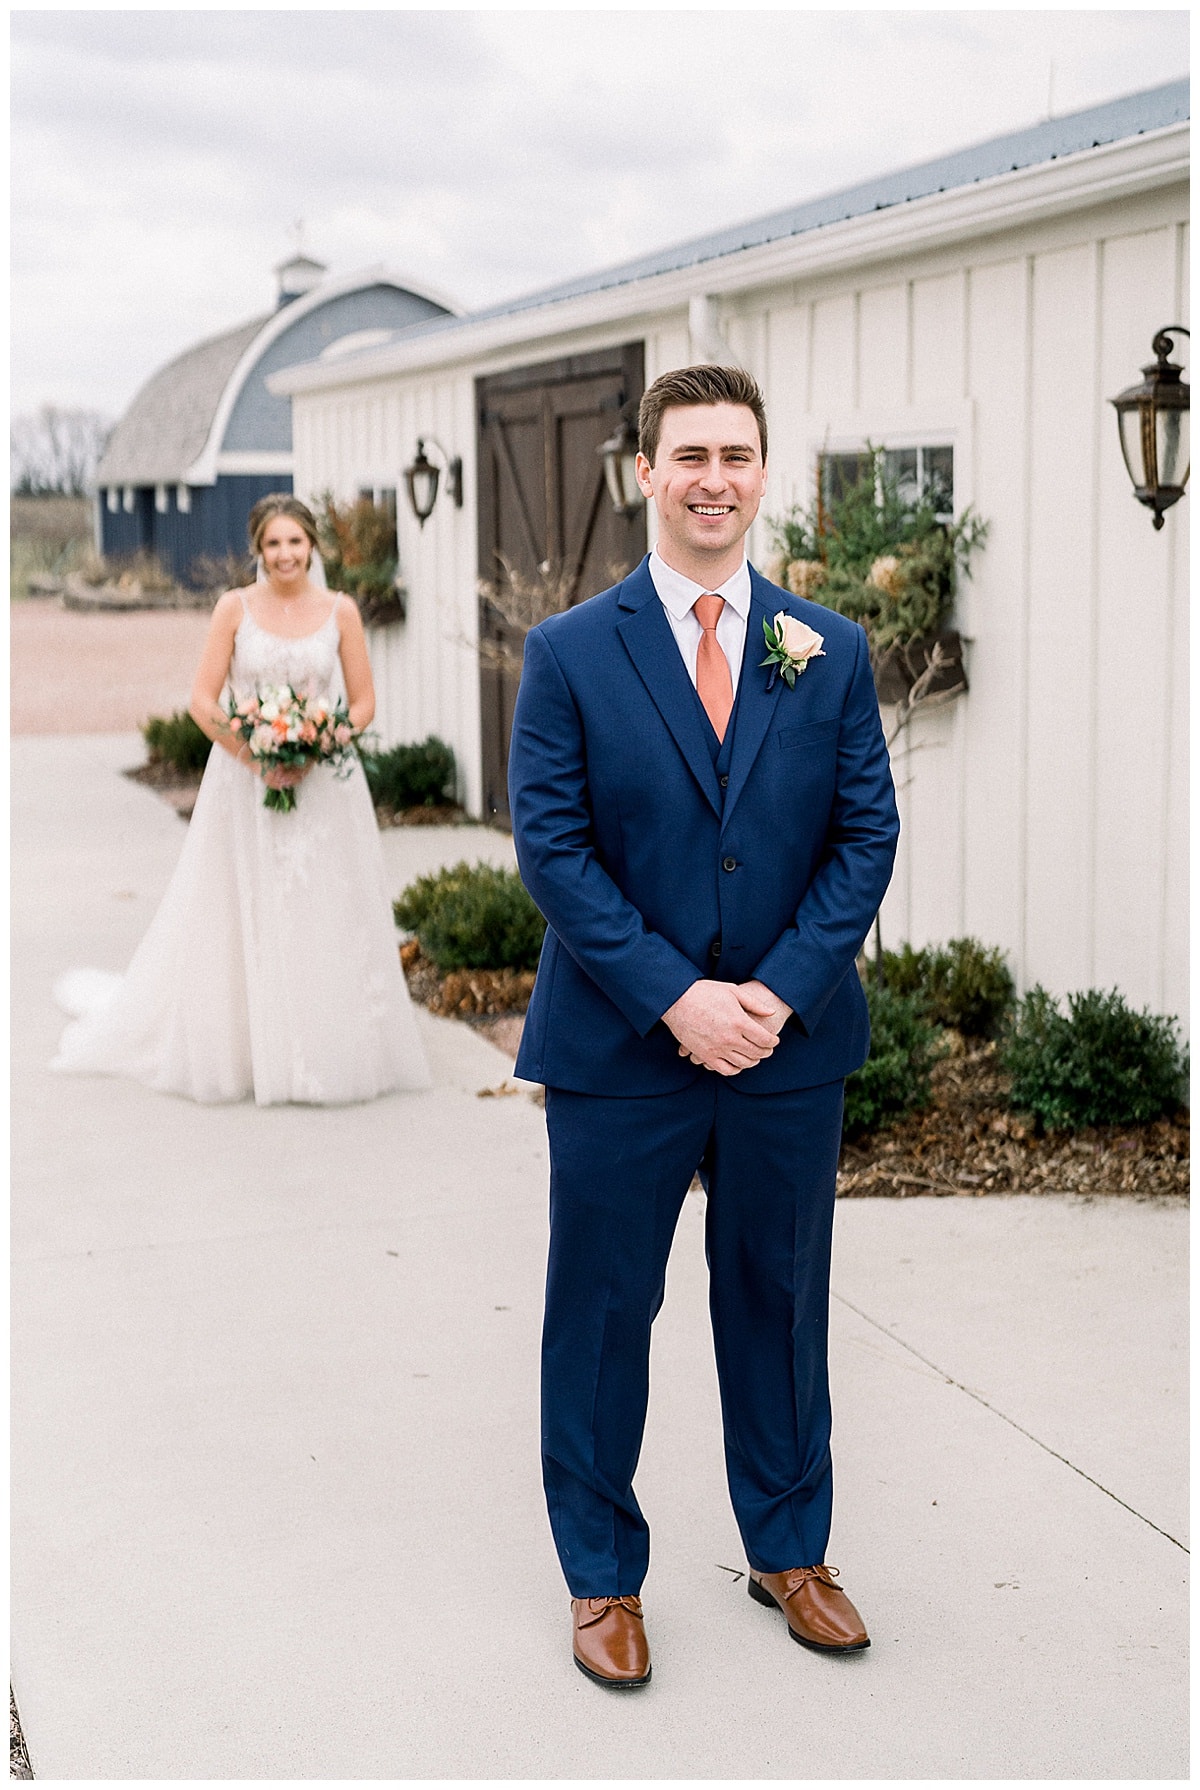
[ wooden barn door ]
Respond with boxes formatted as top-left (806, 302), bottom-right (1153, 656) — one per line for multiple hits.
top-left (476, 342), bottom-right (646, 822)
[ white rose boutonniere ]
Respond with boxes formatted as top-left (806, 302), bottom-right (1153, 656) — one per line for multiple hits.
top-left (761, 611), bottom-right (826, 688)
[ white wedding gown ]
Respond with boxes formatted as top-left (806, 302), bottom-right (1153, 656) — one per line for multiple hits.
top-left (52, 594), bottom-right (432, 1105)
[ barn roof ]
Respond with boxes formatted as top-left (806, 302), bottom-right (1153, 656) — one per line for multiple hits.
top-left (95, 266), bottom-right (463, 489)
top-left (96, 316), bottom-right (268, 487)
top-left (276, 77), bottom-right (1188, 386)
top-left (472, 77), bottom-right (1190, 320)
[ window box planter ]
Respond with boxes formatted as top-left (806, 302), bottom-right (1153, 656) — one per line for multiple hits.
top-left (872, 629), bottom-right (967, 706)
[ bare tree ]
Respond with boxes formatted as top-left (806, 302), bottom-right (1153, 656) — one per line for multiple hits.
top-left (474, 553), bottom-right (632, 677)
top-left (10, 406), bottom-right (112, 496)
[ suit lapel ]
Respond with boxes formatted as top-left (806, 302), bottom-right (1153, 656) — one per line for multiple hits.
top-left (720, 572), bottom-right (789, 834)
top-left (616, 563), bottom-right (722, 817)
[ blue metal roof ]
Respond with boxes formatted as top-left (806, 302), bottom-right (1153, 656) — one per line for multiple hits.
top-left (477, 78), bottom-right (1190, 319)
top-left (333, 79), bottom-right (1190, 361)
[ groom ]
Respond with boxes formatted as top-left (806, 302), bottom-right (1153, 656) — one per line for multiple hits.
top-left (508, 363), bottom-right (899, 1687)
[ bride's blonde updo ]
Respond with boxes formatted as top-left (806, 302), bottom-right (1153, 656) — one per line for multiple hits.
top-left (248, 493), bottom-right (320, 565)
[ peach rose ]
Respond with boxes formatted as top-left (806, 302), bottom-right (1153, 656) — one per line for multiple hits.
top-left (773, 612), bottom-right (826, 663)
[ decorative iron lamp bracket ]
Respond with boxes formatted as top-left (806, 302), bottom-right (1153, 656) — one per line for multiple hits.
top-left (597, 414), bottom-right (644, 516)
top-left (1110, 325), bottom-right (1190, 530)
top-left (404, 436), bottom-right (463, 528)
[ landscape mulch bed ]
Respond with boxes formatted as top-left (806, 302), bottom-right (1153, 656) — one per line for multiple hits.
top-left (837, 1033), bottom-right (1188, 1200)
top-left (400, 946), bottom-right (1189, 1199)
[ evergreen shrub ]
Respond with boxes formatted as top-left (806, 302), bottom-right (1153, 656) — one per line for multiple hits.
top-left (1001, 987), bottom-right (1188, 1132)
top-left (361, 736), bottom-right (456, 809)
top-left (141, 709), bottom-right (211, 773)
top-left (394, 861), bottom-right (546, 971)
top-left (880, 936), bottom-right (1015, 1037)
top-left (843, 983), bottom-right (943, 1137)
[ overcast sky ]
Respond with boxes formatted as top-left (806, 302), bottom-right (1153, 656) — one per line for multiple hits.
top-left (10, 7), bottom-right (1189, 420)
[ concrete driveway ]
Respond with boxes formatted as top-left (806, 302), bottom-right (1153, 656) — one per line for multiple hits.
top-left (11, 735), bottom-right (1188, 1779)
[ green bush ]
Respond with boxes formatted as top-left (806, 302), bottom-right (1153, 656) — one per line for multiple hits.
top-left (879, 936), bottom-right (1015, 1038)
top-left (141, 709), bottom-right (211, 773)
top-left (843, 983), bottom-right (943, 1137)
top-left (1001, 986), bottom-right (1188, 1133)
top-left (360, 736), bottom-right (456, 809)
top-left (394, 861), bottom-right (546, 971)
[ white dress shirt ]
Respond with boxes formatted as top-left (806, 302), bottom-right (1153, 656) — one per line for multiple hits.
top-left (648, 550), bottom-right (751, 693)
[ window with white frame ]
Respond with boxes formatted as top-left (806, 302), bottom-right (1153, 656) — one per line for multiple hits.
top-left (819, 444), bottom-right (954, 521)
top-left (356, 484), bottom-right (399, 556)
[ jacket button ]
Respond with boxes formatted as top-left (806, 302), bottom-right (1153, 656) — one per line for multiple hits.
top-left (719, 774), bottom-right (729, 788)
top-left (722, 856), bottom-right (737, 872)
top-left (710, 939), bottom-right (722, 958)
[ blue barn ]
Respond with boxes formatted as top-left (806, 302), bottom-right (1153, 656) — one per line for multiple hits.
top-left (94, 254), bottom-right (458, 584)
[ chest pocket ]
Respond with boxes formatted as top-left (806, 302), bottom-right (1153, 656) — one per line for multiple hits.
top-left (778, 718), bottom-right (840, 751)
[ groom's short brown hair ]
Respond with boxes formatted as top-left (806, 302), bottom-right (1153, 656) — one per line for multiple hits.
top-left (638, 364), bottom-right (768, 467)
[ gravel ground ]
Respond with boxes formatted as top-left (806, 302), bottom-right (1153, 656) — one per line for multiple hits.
top-left (10, 600), bottom-right (213, 734)
top-left (10, 1689), bottom-right (32, 1779)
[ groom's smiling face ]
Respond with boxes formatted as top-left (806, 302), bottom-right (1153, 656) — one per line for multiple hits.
top-left (635, 401), bottom-right (768, 580)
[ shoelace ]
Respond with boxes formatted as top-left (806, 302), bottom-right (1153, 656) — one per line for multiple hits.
top-left (578, 1594), bottom-right (643, 1625)
top-left (780, 1564), bottom-right (841, 1599)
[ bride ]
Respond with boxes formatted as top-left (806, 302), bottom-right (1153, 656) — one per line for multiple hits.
top-left (52, 494), bottom-right (431, 1105)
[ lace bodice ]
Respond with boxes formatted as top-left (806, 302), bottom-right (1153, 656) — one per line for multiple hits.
top-left (229, 596), bottom-right (345, 703)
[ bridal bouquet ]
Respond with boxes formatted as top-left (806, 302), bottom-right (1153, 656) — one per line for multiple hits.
top-left (226, 684), bottom-right (358, 813)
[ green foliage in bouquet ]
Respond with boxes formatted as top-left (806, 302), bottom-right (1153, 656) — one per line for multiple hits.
top-left (1000, 987), bottom-right (1188, 1133)
top-left (141, 709), bottom-right (212, 773)
top-left (879, 937), bottom-right (1015, 1038)
top-left (394, 861), bottom-right (546, 972)
top-left (314, 492), bottom-right (403, 622)
top-left (843, 982), bottom-right (944, 1137)
top-left (360, 735), bottom-right (457, 809)
top-left (768, 448), bottom-right (987, 651)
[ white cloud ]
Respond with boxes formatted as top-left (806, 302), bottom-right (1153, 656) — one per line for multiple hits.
top-left (10, 8), bottom-right (1189, 415)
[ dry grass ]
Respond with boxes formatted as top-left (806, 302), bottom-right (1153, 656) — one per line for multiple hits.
top-left (10, 493), bottom-right (94, 597)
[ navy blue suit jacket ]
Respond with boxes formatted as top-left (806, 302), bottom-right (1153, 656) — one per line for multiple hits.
top-left (508, 558), bottom-right (900, 1096)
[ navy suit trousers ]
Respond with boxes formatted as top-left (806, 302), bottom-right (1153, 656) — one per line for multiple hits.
top-left (541, 1074), bottom-right (845, 1596)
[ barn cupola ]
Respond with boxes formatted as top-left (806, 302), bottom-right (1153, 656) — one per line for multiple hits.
top-left (275, 252), bottom-right (328, 309)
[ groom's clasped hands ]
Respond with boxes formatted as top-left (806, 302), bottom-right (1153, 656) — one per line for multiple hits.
top-left (662, 977), bottom-right (792, 1076)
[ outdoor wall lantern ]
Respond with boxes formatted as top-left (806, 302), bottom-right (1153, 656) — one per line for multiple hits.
top-left (1110, 325), bottom-right (1190, 529)
top-left (597, 416), bottom-right (644, 516)
top-left (404, 436), bottom-right (462, 528)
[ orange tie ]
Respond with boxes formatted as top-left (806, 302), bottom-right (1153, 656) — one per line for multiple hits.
top-left (694, 592), bottom-right (734, 742)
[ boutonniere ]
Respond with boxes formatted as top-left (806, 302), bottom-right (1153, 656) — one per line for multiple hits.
top-left (761, 611), bottom-right (826, 689)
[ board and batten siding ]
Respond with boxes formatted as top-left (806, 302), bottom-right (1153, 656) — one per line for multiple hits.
top-left (292, 370), bottom-right (484, 810)
top-left (290, 186), bottom-right (1187, 1027)
top-left (721, 203), bottom-right (1188, 1027)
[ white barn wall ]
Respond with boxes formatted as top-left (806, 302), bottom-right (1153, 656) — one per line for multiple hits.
top-left (289, 175), bottom-right (1188, 1025)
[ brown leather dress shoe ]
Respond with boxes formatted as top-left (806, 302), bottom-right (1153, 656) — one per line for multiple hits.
top-left (571, 1594), bottom-right (652, 1687)
top-left (748, 1565), bottom-right (870, 1652)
